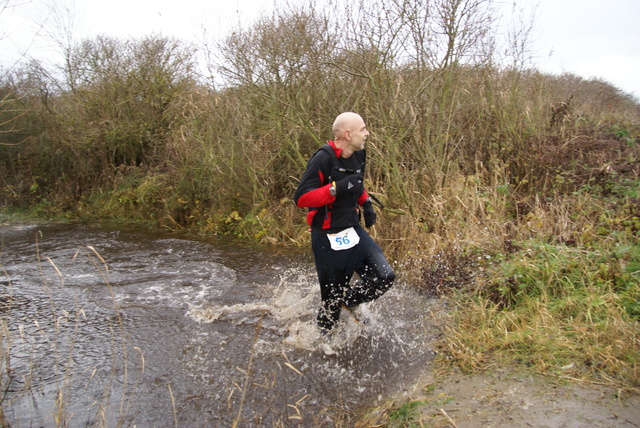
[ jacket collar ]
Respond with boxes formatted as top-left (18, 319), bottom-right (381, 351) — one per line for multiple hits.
top-left (328, 140), bottom-right (342, 158)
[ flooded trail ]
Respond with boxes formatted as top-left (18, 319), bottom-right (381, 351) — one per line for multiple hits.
top-left (0, 222), bottom-right (438, 426)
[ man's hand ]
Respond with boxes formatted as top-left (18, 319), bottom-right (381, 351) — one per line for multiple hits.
top-left (363, 200), bottom-right (376, 227)
top-left (335, 175), bottom-right (363, 195)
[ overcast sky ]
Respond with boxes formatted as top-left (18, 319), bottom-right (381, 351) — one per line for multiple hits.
top-left (1, 0), bottom-right (639, 100)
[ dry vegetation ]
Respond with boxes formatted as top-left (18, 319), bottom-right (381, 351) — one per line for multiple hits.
top-left (1, 0), bottom-right (640, 425)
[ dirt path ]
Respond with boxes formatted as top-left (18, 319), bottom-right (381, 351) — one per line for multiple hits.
top-left (402, 368), bottom-right (640, 427)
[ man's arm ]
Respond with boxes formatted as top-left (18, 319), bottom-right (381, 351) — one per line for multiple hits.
top-left (294, 152), bottom-right (336, 208)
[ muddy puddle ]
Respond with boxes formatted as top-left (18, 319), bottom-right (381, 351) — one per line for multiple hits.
top-left (0, 222), bottom-right (438, 426)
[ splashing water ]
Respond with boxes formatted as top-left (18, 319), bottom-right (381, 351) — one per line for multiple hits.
top-left (0, 223), bottom-right (439, 426)
top-left (187, 264), bottom-right (441, 425)
top-left (189, 267), bottom-right (368, 354)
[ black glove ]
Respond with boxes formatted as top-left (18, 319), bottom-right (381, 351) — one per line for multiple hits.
top-left (335, 175), bottom-right (363, 195)
top-left (363, 200), bottom-right (376, 228)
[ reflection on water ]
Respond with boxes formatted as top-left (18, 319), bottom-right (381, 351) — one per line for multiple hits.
top-left (0, 222), bottom-right (437, 426)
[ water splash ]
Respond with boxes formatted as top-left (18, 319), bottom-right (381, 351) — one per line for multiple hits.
top-left (188, 265), bottom-right (432, 360)
top-left (1, 223), bottom-right (438, 426)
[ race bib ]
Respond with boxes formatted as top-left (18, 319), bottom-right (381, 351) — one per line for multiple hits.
top-left (327, 227), bottom-right (360, 251)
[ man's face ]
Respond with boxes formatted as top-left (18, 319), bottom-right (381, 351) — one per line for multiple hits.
top-left (347, 117), bottom-right (369, 151)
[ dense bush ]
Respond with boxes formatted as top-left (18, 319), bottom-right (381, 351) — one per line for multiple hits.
top-left (2, 0), bottom-right (637, 240)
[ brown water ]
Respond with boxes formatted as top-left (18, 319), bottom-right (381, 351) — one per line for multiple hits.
top-left (0, 222), bottom-right (438, 426)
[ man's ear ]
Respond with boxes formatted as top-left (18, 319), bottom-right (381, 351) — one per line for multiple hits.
top-left (344, 129), bottom-right (351, 141)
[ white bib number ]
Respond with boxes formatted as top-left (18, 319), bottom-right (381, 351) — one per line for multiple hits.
top-left (327, 227), bottom-right (360, 251)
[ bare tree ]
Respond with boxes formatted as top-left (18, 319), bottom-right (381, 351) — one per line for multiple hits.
top-left (503, 1), bottom-right (539, 72)
top-left (434, 0), bottom-right (496, 68)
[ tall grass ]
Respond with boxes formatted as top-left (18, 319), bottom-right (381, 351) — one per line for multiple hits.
top-left (433, 186), bottom-right (640, 391)
top-left (2, 0), bottom-right (637, 236)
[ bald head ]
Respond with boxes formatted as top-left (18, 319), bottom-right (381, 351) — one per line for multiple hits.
top-left (331, 112), bottom-right (369, 157)
top-left (332, 112), bottom-right (364, 141)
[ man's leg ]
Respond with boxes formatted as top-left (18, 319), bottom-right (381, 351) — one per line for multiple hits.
top-left (312, 231), bottom-right (352, 333)
top-left (344, 228), bottom-right (395, 307)
top-left (317, 281), bottom-right (343, 333)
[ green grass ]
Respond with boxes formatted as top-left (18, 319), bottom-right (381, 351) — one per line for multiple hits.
top-left (438, 234), bottom-right (640, 390)
top-left (387, 400), bottom-right (426, 427)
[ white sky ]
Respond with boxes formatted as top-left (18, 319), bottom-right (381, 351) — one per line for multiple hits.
top-left (1, 0), bottom-right (639, 100)
top-left (524, 0), bottom-right (640, 101)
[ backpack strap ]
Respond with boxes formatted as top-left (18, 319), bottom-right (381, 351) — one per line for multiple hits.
top-left (317, 144), bottom-right (337, 184)
top-left (316, 144), bottom-right (366, 182)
